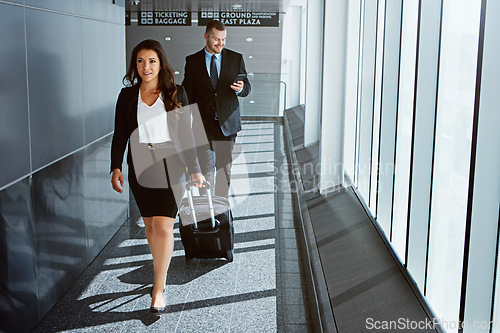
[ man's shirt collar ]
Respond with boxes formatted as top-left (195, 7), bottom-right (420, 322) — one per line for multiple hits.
top-left (204, 48), bottom-right (221, 60)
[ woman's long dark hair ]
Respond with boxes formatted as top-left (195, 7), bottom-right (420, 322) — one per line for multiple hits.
top-left (123, 39), bottom-right (180, 111)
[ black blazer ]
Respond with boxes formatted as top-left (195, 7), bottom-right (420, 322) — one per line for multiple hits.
top-left (110, 84), bottom-right (201, 175)
top-left (182, 48), bottom-right (251, 137)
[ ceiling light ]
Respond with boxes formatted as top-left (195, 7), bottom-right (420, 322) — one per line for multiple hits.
top-left (232, 4), bottom-right (242, 8)
top-left (246, 37), bottom-right (253, 42)
top-left (249, 100), bottom-right (255, 104)
top-left (248, 55), bottom-right (253, 59)
top-left (174, 71), bottom-right (180, 75)
top-left (165, 37), bottom-right (172, 41)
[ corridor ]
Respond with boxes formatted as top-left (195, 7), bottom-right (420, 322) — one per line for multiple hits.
top-left (34, 121), bottom-right (316, 332)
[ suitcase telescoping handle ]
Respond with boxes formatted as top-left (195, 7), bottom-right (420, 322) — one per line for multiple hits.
top-left (185, 181), bottom-right (216, 229)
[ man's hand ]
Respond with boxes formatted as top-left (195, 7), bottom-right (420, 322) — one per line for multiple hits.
top-left (230, 80), bottom-right (244, 93)
top-left (111, 168), bottom-right (124, 193)
top-left (190, 172), bottom-right (206, 188)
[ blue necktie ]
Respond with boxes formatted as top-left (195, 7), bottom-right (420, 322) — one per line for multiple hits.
top-left (210, 55), bottom-right (218, 89)
top-left (210, 55), bottom-right (219, 120)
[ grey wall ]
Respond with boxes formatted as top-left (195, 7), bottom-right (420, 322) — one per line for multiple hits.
top-left (0, 1), bottom-right (127, 332)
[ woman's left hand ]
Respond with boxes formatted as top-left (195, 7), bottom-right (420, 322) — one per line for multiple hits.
top-left (190, 172), bottom-right (205, 188)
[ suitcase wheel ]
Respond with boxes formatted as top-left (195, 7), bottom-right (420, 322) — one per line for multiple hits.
top-left (226, 250), bottom-right (234, 262)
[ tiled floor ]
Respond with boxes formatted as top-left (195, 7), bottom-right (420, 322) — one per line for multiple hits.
top-left (34, 121), bottom-right (316, 332)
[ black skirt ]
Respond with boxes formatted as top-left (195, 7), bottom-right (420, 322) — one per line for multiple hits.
top-left (128, 143), bottom-right (186, 218)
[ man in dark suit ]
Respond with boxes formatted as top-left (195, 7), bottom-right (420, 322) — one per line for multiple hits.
top-left (183, 20), bottom-right (251, 197)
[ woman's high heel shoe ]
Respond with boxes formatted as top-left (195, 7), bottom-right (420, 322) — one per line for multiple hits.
top-left (150, 306), bottom-right (166, 313)
top-left (149, 287), bottom-right (166, 313)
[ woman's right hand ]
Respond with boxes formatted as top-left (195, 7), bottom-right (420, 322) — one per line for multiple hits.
top-left (111, 168), bottom-right (124, 193)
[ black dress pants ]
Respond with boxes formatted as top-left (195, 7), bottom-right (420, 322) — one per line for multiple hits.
top-left (197, 118), bottom-right (236, 198)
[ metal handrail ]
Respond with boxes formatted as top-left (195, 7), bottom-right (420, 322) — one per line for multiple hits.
top-left (240, 76), bottom-right (288, 116)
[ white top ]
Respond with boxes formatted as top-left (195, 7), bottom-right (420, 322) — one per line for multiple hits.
top-left (137, 91), bottom-right (172, 144)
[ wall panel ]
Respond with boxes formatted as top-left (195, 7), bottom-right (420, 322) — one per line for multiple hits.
top-left (33, 151), bottom-right (87, 319)
top-left (81, 0), bottom-right (122, 23)
top-left (85, 136), bottom-right (128, 260)
top-left (24, 0), bottom-right (81, 15)
top-left (0, 178), bottom-right (37, 333)
top-left (26, 8), bottom-right (84, 171)
top-left (82, 19), bottom-right (119, 143)
top-left (2, 0), bottom-right (25, 4)
top-left (0, 3), bottom-right (31, 188)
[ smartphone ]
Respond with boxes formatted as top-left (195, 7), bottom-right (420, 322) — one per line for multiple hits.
top-left (234, 74), bottom-right (246, 83)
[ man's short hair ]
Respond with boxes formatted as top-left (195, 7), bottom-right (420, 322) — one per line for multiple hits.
top-left (206, 20), bottom-right (226, 34)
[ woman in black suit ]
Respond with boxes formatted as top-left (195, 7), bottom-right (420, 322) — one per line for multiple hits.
top-left (110, 39), bottom-right (204, 313)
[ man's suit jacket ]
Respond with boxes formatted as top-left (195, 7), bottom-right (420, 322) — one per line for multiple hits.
top-left (110, 84), bottom-right (200, 175)
top-left (182, 48), bottom-right (251, 137)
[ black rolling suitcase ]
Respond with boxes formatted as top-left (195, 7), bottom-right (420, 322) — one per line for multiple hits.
top-left (179, 181), bottom-right (234, 262)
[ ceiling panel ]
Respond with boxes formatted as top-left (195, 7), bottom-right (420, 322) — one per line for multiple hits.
top-left (125, 0), bottom-right (291, 13)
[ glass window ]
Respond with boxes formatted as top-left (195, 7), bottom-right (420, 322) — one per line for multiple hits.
top-left (376, 0), bottom-right (402, 236)
top-left (369, 0), bottom-right (386, 214)
top-left (405, 0), bottom-right (443, 291)
top-left (477, 1), bottom-right (500, 330)
top-left (391, 0), bottom-right (419, 263)
top-left (356, 0), bottom-right (378, 201)
top-left (344, 0), bottom-right (362, 183)
top-left (425, 0), bottom-right (481, 327)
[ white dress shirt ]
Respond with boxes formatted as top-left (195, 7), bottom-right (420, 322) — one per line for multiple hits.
top-left (137, 91), bottom-right (172, 144)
